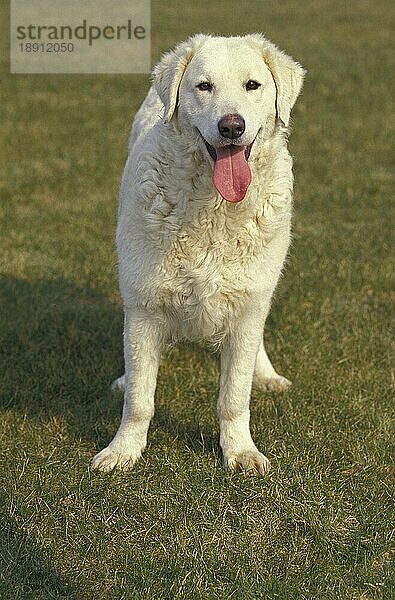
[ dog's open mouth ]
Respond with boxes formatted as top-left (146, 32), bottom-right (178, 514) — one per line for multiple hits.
top-left (201, 136), bottom-right (254, 203)
top-left (203, 139), bottom-right (253, 162)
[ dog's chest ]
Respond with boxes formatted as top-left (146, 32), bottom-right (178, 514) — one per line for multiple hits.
top-left (156, 210), bottom-right (266, 341)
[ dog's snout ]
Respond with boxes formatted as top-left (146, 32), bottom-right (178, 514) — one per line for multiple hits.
top-left (218, 113), bottom-right (245, 139)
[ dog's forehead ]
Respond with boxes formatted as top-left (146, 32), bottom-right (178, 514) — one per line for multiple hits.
top-left (189, 38), bottom-right (269, 81)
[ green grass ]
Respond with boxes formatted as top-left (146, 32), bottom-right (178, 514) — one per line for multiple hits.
top-left (1, 1), bottom-right (394, 598)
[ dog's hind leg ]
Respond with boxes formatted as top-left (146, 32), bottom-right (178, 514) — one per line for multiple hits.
top-left (253, 338), bottom-right (291, 392)
top-left (111, 374), bottom-right (125, 393)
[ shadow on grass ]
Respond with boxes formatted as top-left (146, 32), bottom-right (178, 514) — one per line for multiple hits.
top-left (0, 275), bottom-right (220, 453)
top-left (153, 405), bottom-right (220, 455)
top-left (0, 509), bottom-right (75, 599)
top-left (0, 275), bottom-right (123, 443)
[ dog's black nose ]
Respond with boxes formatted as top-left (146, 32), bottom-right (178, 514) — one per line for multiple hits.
top-left (218, 113), bottom-right (245, 139)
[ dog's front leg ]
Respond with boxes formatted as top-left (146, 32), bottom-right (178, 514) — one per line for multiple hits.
top-left (92, 308), bottom-right (164, 472)
top-left (218, 313), bottom-right (270, 475)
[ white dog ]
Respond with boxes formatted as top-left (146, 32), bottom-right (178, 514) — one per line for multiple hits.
top-left (92, 34), bottom-right (305, 475)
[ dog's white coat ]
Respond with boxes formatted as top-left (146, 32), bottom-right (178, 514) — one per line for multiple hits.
top-left (92, 34), bottom-right (305, 474)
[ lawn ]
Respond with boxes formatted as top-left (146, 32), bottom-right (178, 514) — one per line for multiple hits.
top-left (0, 1), bottom-right (394, 598)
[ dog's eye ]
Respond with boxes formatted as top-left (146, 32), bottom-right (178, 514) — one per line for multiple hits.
top-left (245, 80), bottom-right (261, 91)
top-left (196, 81), bottom-right (213, 92)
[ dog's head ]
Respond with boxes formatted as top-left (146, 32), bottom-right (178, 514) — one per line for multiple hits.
top-left (153, 34), bottom-right (305, 202)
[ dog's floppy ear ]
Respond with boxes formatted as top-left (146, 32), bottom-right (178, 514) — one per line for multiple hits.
top-left (247, 34), bottom-right (306, 127)
top-left (153, 36), bottom-right (205, 123)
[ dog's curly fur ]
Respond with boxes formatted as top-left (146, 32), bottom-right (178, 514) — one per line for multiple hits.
top-left (92, 34), bottom-right (305, 475)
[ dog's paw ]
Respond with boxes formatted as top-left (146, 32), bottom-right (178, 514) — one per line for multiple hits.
top-left (110, 375), bottom-right (125, 393)
top-left (91, 443), bottom-right (141, 473)
top-left (225, 449), bottom-right (270, 476)
top-left (253, 374), bottom-right (291, 393)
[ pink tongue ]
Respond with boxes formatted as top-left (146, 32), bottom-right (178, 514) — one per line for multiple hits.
top-left (213, 145), bottom-right (251, 202)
